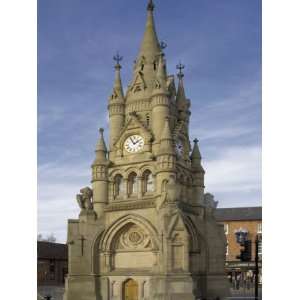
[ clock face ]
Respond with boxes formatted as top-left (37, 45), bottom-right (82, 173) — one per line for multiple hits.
top-left (124, 135), bottom-right (145, 153)
top-left (176, 140), bottom-right (184, 156)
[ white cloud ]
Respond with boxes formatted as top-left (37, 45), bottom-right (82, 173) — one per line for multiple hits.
top-left (203, 145), bottom-right (261, 196)
top-left (38, 162), bottom-right (91, 242)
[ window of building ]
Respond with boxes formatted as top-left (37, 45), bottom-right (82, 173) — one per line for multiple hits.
top-left (226, 240), bottom-right (229, 256)
top-left (143, 170), bottom-right (154, 193)
top-left (258, 240), bottom-right (262, 256)
top-left (224, 223), bottom-right (229, 235)
top-left (114, 175), bottom-right (124, 197)
top-left (49, 260), bottom-right (55, 280)
top-left (128, 172), bottom-right (138, 196)
top-left (257, 223), bottom-right (262, 234)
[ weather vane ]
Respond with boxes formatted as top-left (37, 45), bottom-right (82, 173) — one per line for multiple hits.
top-left (176, 61), bottom-right (185, 77)
top-left (113, 52), bottom-right (123, 65)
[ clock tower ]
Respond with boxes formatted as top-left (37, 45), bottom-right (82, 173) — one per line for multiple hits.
top-left (63, 1), bottom-right (230, 299)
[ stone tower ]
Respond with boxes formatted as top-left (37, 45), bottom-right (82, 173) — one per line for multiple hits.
top-left (63, 1), bottom-right (230, 299)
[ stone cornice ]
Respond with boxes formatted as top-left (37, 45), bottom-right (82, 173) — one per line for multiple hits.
top-left (104, 198), bottom-right (156, 212)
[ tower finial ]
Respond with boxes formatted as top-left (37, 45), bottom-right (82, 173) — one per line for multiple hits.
top-left (176, 61), bottom-right (185, 78)
top-left (147, 0), bottom-right (155, 11)
top-left (113, 51), bottom-right (123, 69)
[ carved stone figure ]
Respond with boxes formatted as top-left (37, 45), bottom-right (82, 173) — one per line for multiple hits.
top-left (76, 187), bottom-right (93, 210)
top-left (204, 192), bottom-right (218, 209)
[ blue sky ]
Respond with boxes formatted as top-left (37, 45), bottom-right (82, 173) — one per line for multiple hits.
top-left (38, 0), bottom-right (261, 242)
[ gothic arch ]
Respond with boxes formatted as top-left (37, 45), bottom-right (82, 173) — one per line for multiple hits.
top-left (99, 214), bottom-right (159, 252)
top-left (109, 169), bottom-right (124, 178)
top-left (139, 164), bottom-right (155, 175)
top-left (123, 166), bottom-right (139, 178)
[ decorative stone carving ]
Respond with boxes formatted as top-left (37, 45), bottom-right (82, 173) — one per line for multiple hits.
top-left (76, 187), bottom-right (93, 210)
top-left (204, 193), bottom-right (218, 209)
top-left (118, 224), bottom-right (151, 250)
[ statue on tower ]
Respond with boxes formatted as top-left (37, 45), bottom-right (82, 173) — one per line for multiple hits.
top-left (76, 187), bottom-right (93, 211)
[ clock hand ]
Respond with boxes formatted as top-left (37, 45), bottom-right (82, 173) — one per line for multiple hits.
top-left (130, 137), bottom-right (135, 144)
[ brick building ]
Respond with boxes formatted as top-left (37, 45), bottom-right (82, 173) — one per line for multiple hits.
top-left (215, 207), bottom-right (262, 279)
top-left (37, 241), bottom-right (68, 286)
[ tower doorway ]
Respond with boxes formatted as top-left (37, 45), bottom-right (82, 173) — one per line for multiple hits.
top-left (123, 278), bottom-right (138, 300)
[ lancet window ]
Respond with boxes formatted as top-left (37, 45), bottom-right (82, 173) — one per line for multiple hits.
top-left (114, 175), bottom-right (124, 197)
top-left (143, 170), bottom-right (154, 193)
top-left (128, 172), bottom-right (138, 196)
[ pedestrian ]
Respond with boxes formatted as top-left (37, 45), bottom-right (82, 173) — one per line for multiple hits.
top-left (246, 271), bottom-right (251, 289)
top-left (236, 273), bottom-right (241, 290)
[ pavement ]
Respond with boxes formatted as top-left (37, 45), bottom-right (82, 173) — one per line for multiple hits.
top-left (37, 285), bottom-right (262, 300)
top-left (225, 286), bottom-right (262, 300)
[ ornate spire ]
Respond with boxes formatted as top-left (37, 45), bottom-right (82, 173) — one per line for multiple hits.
top-left (137, 0), bottom-right (161, 63)
top-left (93, 128), bottom-right (108, 164)
top-left (191, 138), bottom-right (205, 173)
top-left (176, 62), bottom-right (187, 101)
top-left (191, 138), bottom-right (201, 160)
top-left (110, 52), bottom-right (124, 100)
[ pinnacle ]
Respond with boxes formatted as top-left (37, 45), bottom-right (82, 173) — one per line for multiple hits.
top-left (110, 53), bottom-right (124, 100)
top-left (176, 62), bottom-right (187, 102)
top-left (96, 128), bottom-right (107, 153)
top-left (137, 0), bottom-right (161, 63)
top-left (191, 138), bottom-right (202, 160)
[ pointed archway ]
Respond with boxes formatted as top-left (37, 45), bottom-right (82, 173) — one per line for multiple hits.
top-left (123, 278), bottom-right (138, 300)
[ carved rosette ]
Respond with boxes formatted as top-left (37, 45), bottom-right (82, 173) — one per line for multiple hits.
top-left (117, 225), bottom-right (151, 250)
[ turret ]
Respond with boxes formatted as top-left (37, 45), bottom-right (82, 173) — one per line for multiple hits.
top-left (91, 128), bottom-right (109, 218)
top-left (190, 138), bottom-right (205, 205)
top-left (108, 53), bottom-right (125, 149)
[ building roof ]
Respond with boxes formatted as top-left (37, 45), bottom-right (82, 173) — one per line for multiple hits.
top-left (215, 207), bottom-right (262, 221)
top-left (37, 241), bottom-right (68, 260)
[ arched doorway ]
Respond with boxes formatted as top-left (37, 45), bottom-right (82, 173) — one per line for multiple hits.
top-left (123, 278), bottom-right (138, 300)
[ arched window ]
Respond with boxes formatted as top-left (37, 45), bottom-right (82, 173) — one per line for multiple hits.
top-left (114, 175), bottom-right (124, 197)
top-left (143, 170), bottom-right (154, 193)
top-left (128, 172), bottom-right (138, 196)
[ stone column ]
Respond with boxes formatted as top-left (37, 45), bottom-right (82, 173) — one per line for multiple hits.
top-left (138, 176), bottom-right (143, 198)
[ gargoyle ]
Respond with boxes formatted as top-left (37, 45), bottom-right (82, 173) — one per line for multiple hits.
top-left (76, 187), bottom-right (93, 210)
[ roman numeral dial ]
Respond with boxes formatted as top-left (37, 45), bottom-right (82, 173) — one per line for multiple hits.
top-left (124, 135), bottom-right (145, 153)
